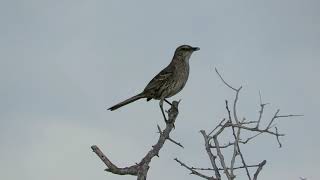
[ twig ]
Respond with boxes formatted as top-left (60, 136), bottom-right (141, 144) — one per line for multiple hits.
top-left (215, 68), bottom-right (242, 124)
top-left (266, 109), bottom-right (302, 130)
top-left (275, 127), bottom-right (282, 148)
top-left (266, 109), bottom-right (280, 130)
top-left (157, 125), bottom-right (184, 148)
top-left (191, 164), bottom-right (263, 171)
top-left (229, 114), bottom-right (251, 180)
top-left (253, 160), bottom-right (266, 180)
top-left (225, 123), bottom-right (284, 137)
top-left (174, 158), bottom-right (217, 180)
top-left (213, 135), bottom-right (232, 179)
top-left (167, 137), bottom-right (184, 148)
top-left (91, 145), bottom-right (138, 175)
top-left (201, 130), bottom-right (222, 179)
top-left (208, 118), bottom-right (226, 136)
top-left (256, 91), bottom-right (268, 128)
top-left (215, 68), bottom-right (238, 91)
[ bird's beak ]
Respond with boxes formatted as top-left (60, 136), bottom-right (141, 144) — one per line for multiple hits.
top-left (192, 47), bottom-right (200, 51)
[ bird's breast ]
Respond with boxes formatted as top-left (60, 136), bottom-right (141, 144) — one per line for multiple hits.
top-left (166, 63), bottom-right (189, 98)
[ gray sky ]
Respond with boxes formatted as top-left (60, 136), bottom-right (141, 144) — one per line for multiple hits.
top-left (0, 0), bottom-right (319, 180)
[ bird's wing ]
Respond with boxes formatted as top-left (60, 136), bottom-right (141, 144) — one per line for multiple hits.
top-left (143, 64), bottom-right (175, 92)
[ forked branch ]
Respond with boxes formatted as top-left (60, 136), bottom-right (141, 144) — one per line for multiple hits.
top-left (175, 68), bottom-right (302, 180)
top-left (92, 101), bottom-right (182, 180)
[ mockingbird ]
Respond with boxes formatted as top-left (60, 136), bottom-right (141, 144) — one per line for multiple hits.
top-left (108, 45), bottom-right (200, 122)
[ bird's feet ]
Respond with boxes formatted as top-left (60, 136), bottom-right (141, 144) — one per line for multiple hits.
top-left (160, 103), bottom-right (175, 128)
top-left (160, 99), bottom-right (180, 128)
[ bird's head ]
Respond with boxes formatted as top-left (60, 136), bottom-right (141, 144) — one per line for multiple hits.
top-left (174, 45), bottom-right (200, 61)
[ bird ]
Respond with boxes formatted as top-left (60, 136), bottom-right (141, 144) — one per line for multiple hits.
top-left (108, 45), bottom-right (200, 122)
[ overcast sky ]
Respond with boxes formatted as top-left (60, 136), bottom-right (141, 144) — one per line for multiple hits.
top-left (0, 0), bottom-right (319, 180)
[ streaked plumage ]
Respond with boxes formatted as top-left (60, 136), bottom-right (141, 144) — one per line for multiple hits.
top-left (108, 45), bottom-right (199, 120)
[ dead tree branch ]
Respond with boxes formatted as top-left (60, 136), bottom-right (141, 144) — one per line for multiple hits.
top-left (175, 68), bottom-right (302, 180)
top-left (174, 158), bottom-right (217, 180)
top-left (92, 100), bottom-right (182, 180)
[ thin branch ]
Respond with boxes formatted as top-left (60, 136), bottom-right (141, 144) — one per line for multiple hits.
top-left (208, 118), bottom-right (226, 136)
top-left (275, 127), bottom-right (282, 148)
top-left (91, 145), bottom-right (138, 175)
top-left (266, 109), bottom-right (280, 129)
top-left (215, 68), bottom-right (242, 124)
top-left (210, 133), bottom-right (262, 149)
top-left (230, 113), bottom-right (245, 178)
top-left (213, 135), bottom-right (232, 179)
top-left (210, 141), bottom-right (234, 149)
top-left (230, 116), bottom-right (251, 180)
top-left (225, 100), bottom-right (232, 122)
top-left (234, 138), bottom-right (251, 180)
top-left (215, 68), bottom-right (238, 91)
top-left (191, 164), bottom-right (263, 171)
top-left (174, 158), bottom-right (217, 180)
top-left (266, 109), bottom-right (302, 130)
top-left (241, 121), bottom-right (258, 125)
top-left (253, 160), bottom-right (267, 180)
top-left (225, 123), bottom-right (284, 137)
top-left (241, 132), bottom-right (263, 144)
top-left (157, 125), bottom-right (184, 148)
top-left (230, 130), bottom-right (238, 179)
top-left (211, 120), bottom-right (230, 138)
top-left (232, 87), bottom-right (242, 124)
top-left (167, 137), bottom-right (184, 148)
top-left (256, 91), bottom-right (268, 128)
top-left (276, 114), bottom-right (304, 118)
top-left (201, 130), bottom-right (222, 179)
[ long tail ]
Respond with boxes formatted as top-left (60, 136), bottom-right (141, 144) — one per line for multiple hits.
top-left (108, 93), bottom-right (145, 111)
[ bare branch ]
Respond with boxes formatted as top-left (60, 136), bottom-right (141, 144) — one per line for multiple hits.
top-left (230, 113), bottom-right (243, 178)
top-left (213, 135), bottom-right (232, 179)
top-left (92, 100), bottom-right (181, 180)
top-left (253, 160), bottom-right (267, 180)
top-left (266, 109), bottom-right (280, 130)
top-left (200, 130), bottom-right (222, 179)
top-left (191, 164), bottom-right (263, 171)
top-left (229, 113), bottom-right (251, 180)
top-left (176, 68), bottom-right (302, 180)
top-left (256, 91), bottom-right (269, 128)
top-left (215, 68), bottom-right (238, 92)
top-left (241, 121), bottom-right (258, 125)
top-left (225, 123), bottom-right (284, 137)
top-left (225, 100), bottom-right (232, 122)
top-left (275, 127), bottom-right (282, 148)
top-left (210, 141), bottom-right (235, 149)
top-left (276, 114), bottom-right (304, 118)
top-left (174, 158), bottom-right (217, 180)
top-left (233, 137), bottom-right (251, 180)
top-left (215, 68), bottom-right (242, 124)
top-left (167, 137), bottom-right (184, 148)
top-left (157, 125), bottom-right (184, 148)
top-left (91, 145), bottom-right (138, 175)
top-left (212, 119), bottom-right (230, 137)
top-left (266, 109), bottom-right (303, 130)
top-left (208, 118), bottom-right (226, 136)
top-left (210, 133), bottom-right (262, 149)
